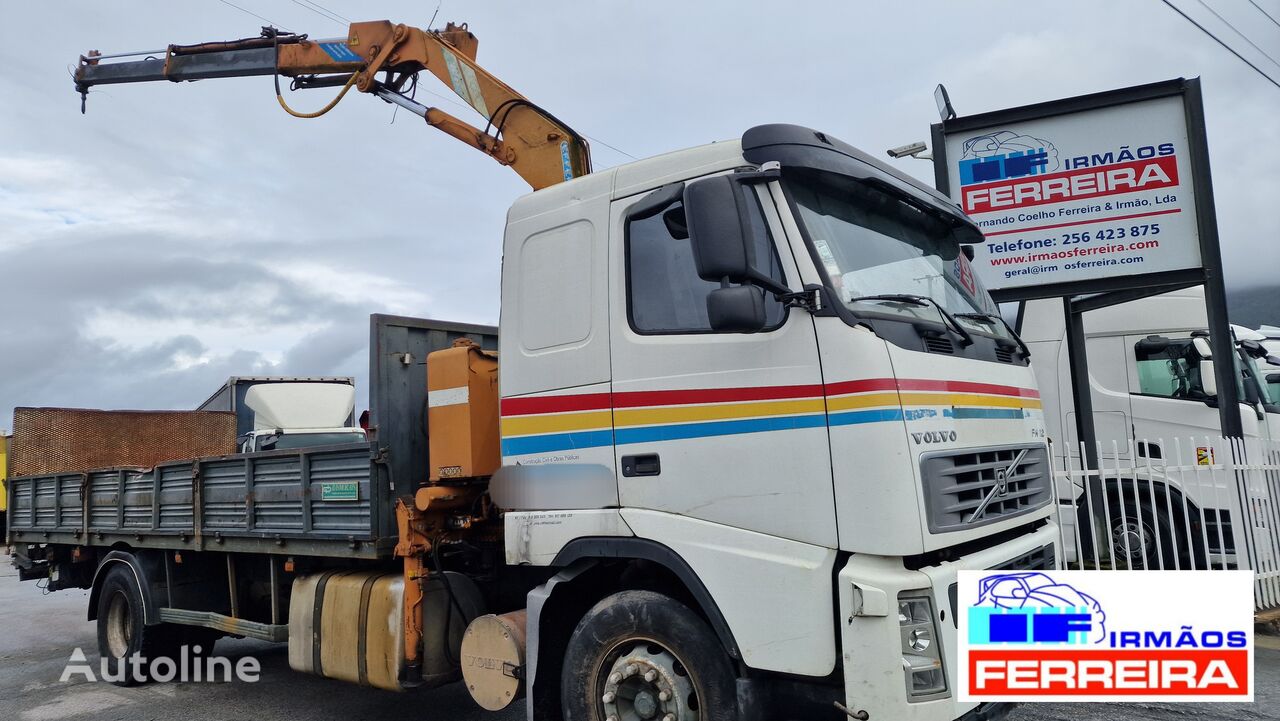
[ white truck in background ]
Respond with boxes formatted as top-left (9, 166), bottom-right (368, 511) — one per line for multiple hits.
top-left (196, 377), bottom-right (366, 453)
top-left (1021, 287), bottom-right (1278, 568)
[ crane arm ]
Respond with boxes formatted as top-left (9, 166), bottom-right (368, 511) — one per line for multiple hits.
top-left (74, 21), bottom-right (591, 190)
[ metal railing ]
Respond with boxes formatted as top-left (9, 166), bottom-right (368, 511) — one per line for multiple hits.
top-left (1051, 435), bottom-right (1280, 612)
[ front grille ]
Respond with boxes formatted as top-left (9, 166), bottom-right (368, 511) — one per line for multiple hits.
top-left (994, 346), bottom-right (1015, 364)
top-left (947, 542), bottom-right (1057, 627)
top-left (921, 444), bottom-right (1052, 533)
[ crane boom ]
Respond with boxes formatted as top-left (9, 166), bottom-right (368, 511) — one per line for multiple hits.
top-left (74, 21), bottom-right (592, 190)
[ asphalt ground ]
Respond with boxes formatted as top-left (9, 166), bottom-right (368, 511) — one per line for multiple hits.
top-left (0, 563), bottom-right (1275, 721)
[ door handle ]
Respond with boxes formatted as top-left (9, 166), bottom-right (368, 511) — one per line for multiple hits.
top-left (621, 453), bottom-right (661, 477)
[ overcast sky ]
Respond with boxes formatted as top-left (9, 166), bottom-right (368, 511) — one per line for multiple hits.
top-left (2, 1), bottom-right (1278, 424)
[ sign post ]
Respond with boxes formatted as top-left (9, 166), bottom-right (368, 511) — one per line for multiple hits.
top-left (932, 78), bottom-right (1242, 445)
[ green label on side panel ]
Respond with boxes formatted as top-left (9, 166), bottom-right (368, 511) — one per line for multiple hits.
top-left (320, 481), bottom-right (358, 502)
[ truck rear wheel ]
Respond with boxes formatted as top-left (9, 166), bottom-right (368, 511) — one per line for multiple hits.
top-left (1108, 498), bottom-right (1176, 569)
top-left (96, 565), bottom-right (179, 686)
top-left (561, 590), bottom-right (738, 721)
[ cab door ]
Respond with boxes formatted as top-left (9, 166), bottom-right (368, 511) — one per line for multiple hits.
top-left (1064, 334), bottom-right (1134, 461)
top-left (607, 178), bottom-right (837, 548)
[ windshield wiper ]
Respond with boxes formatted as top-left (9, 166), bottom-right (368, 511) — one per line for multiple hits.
top-left (846, 294), bottom-right (973, 347)
top-left (955, 312), bottom-right (1031, 359)
top-left (954, 312), bottom-right (999, 324)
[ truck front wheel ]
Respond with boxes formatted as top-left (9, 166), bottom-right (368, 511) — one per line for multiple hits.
top-left (95, 565), bottom-right (178, 686)
top-left (561, 590), bottom-right (738, 721)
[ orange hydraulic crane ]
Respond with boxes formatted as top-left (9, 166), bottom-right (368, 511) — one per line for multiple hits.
top-left (74, 21), bottom-right (591, 190)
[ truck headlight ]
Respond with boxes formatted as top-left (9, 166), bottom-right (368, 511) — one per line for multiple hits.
top-left (899, 594), bottom-right (947, 700)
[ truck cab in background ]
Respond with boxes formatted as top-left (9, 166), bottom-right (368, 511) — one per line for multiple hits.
top-left (195, 378), bottom-right (367, 453)
top-left (1021, 287), bottom-right (1274, 568)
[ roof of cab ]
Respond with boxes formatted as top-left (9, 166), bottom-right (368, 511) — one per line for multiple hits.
top-left (506, 140), bottom-right (746, 224)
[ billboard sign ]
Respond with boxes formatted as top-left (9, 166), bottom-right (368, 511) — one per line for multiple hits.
top-left (936, 89), bottom-right (1205, 292)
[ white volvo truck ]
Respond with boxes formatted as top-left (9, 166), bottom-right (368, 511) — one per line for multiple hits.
top-left (12, 21), bottom-right (1056, 721)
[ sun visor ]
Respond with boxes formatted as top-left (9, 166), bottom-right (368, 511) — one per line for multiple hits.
top-left (742, 124), bottom-right (982, 241)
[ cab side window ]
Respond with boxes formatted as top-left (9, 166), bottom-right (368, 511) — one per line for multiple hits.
top-left (626, 193), bottom-right (786, 334)
top-left (1134, 339), bottom-right (1209, 399)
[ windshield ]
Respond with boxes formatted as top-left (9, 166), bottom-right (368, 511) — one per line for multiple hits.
top-left (1239, 349), bottom-right (1277, 406)
top-left (785, 169), bottom-right (1012, 340)
top-left (1267, 370), bottom-right (1280, 407)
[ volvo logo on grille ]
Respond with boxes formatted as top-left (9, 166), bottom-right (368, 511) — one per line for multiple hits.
top-left (967, 449), bottom-right (1029, 524)
top-left (912, 430), bottom-right (958, 444)
top-left (994, 470), bottom-right (1011, 497)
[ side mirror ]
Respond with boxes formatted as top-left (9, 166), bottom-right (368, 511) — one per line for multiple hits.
top-left (706, 285), bottom-right (766, 332)
top-left (684, 175), bottom-right (754, 283)
top-left (258, 432), bottom-right (281, 451)
top-left (1135, 335), bottom-right (1171, 355)
top-left (1192, 336), bottom-right (1213, 359)
top-left (1240, 339), bottom-right (1266, 357)
top-left (1268, 373), bottom-right (1280, 385)
top-left (1199, 359), bottom-right (1218, 397)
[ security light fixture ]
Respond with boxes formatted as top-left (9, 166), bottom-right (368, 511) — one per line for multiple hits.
top-left (886, 141), bottom-right (931, 160)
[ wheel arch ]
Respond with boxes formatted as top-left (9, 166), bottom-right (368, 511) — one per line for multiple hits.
top-left (524, 537), bottom-right (743, 721)
top-left (1097, 475), bottom-right (1205, 519)
top-left (87, 550), bottom-right (162, 625)
top-left (550, 537), bottom-right (740, 658)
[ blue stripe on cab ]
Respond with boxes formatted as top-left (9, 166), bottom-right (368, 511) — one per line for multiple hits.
top-left (945, 408), bottom-right (1026, 420)
top-left (501, 429), bottom-right (613, 456)
top-left (614, 414), bottom-right (826, 445)
top-left (827, 408), bottom-right (906, 426)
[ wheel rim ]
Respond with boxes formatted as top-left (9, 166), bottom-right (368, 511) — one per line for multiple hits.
top-left (597, 637), bottom-right (698, 721)
top-left (1111, 519), bottom-right (1156, 564)
top-left (105, 590), bottom-right (133, 658)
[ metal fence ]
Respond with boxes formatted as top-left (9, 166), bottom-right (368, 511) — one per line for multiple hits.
top-left (1051, 435), bottom-right (1280, 612)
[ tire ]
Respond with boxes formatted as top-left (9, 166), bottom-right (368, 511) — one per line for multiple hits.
top-left (1108, 498), bottom-right (1177, 570)
top-left (95, 565), bottom-right (180, 686)
top-left (561, 590), bottom-right (738, 721)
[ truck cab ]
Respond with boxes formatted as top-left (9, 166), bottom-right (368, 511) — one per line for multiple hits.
top-left (497, 125), bottom-right (1055, 721)
top-left (1021, 288), bottom-right (1271, 568)
top-left (204, 380), bottom-right (366, 454)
